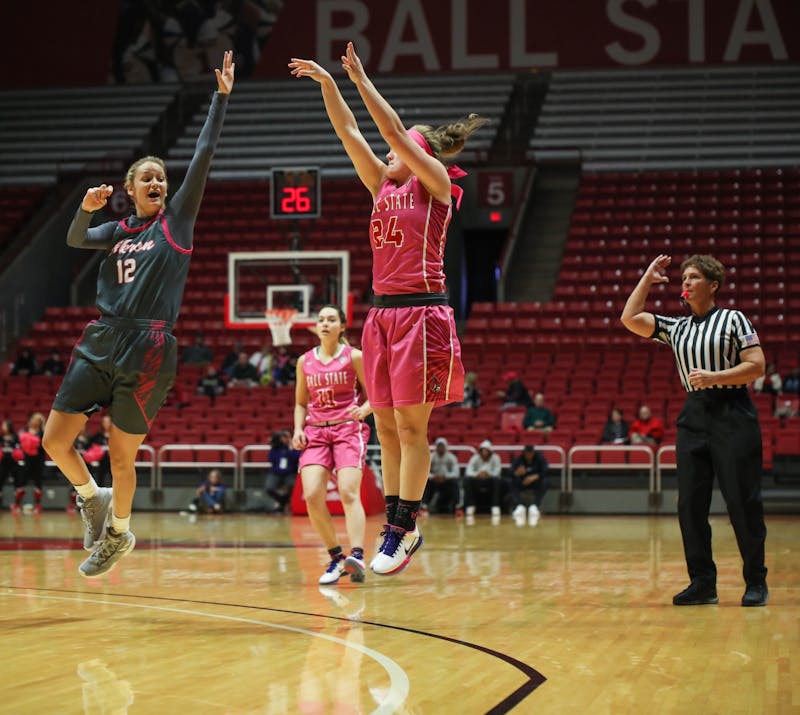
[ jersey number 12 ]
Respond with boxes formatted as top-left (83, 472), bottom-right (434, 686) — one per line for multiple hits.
top-left (116, 258), bottom-right (136, 284)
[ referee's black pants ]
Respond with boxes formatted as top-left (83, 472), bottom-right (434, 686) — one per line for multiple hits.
top-left (676, 389), bottom-right (767, 588)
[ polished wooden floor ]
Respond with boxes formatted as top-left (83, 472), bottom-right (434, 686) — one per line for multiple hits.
top-left (0, 510), bottom-right (797, 714)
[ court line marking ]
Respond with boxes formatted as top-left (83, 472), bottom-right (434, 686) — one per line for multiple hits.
top-left (3, 585), bottom-right (546, 713)
top-left (2, 590), bottom-right (408, 715)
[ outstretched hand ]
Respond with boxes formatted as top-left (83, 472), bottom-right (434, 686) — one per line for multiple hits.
top-left (288, 57), bottom-right (331, 84)
top-left (341, 41), bottom-right (366, 83)
top-left (644, 254), bottom-right (671, 285)
top-left (81, 184), bottom-right (113, 212)
top-left (215, 50), bottom-right (235, 94)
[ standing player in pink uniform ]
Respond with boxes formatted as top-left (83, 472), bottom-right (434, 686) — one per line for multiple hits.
top-left (290, 43), bottom-right (487, 575)
top-left (292, 305), bottom-right (372, 585)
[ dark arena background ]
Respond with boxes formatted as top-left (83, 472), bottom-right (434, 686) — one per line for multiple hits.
top-left (1, 2), bottom-right (798, 713)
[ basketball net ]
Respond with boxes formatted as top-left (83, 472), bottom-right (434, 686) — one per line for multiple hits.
top-left (265, 309), bottom-right (297, 346)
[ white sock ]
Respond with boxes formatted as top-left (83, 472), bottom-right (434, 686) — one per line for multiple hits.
top-left (74, 477), bottom-right (99, 500)
top-left (111, 514), bottom-right (131, 534)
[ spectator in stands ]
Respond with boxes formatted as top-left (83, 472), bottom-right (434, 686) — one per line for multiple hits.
top-left (464, 440), bottom-right (503, 520)
top-left (41, 51), bottom-right (234, 578)
top-left (498, 371), bottom-right (533, 410)
top-left (622, 253), bottom-right (768, 607)
top-left (1, 419), bottom-right (21, 506)
top-left (10, 348), bottom-right (39, 377)
top-left (291, 43), bottom-right (486, 576)
top-left (196, 365), bottom-right (226, 403)
top-left (250, 341), bottom-right (274, 385)
top-left (601, 408), bottom-right (630, 444)
top-left (264, 430), bottom-right (300, 513)
top-left (41, 349), bottom-right (66, 377)
top-left (753, 362), bottom-right (782, 395)
top-left (421, 437), bottom-right (461, 515)
top-left (461, 371), bottom-right (482, 408)
top-left (509, 445), bottom-right (548, 526)
top-left (13, 412), bottom-right (47, 515)
top-left (774, 397), bottom-right (798, 419)
top-left (228, 351), bottom-right (260, 388)
top-left (189, 468), bottom-right (227, 514)
top-left (220, 340), bottom-right (244, 377)
top-left (523, 393), bottom-right (556, 432)
top-left (292, 305), bottom-right (372, 585)
top-left (271, 345), bottom-right (296, 386)
top-left (181, 331), bottom-right (214, 366)
top-left (783, 366), bottom-right (800, 395)
top-left (629, 405), bottom-right (665, 447)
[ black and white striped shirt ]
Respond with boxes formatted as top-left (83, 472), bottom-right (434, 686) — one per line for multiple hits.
top-left (652, 307), bottom-right (760, 392)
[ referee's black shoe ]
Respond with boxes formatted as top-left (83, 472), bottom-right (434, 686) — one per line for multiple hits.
top-left (741, 583), bottom-right (769, 607)
top-left (672, 582), bottom-right (718, 606)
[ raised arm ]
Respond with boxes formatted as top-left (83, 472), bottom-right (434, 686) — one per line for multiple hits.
top-left (289, 56), bottom-right (385, 196)
top-left (341, 42), bottom-right (451, 204)
top-left (621, 254), bottom-right (671, 338)
top-left (66, 184), bottom-right (118, 250)
top-left (169, 51), bottom-right (234, 235)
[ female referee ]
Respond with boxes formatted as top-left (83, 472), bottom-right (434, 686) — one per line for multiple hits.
top-left (622, 254), bottom-right (768, 607)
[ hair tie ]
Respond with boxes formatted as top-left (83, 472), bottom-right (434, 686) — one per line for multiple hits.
top-left (407, 129), bottom-right (468, 209)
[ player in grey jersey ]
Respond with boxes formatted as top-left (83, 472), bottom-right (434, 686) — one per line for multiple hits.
top-left (42, 51), bottom-right (235, 578)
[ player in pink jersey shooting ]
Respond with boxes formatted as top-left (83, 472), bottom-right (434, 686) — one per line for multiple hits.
top-left (290, 43), bottom-right (487, 575)
top-left (292, 305), bottom-right (372, 585)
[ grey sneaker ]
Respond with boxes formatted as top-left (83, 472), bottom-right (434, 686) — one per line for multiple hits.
top-left (77, 487), bottom-right (113, 551)
top-left (79, 528), bottom-right (136, 578)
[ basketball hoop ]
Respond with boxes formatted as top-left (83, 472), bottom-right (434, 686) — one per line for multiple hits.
top-left (265, 309), bottom-right (297, 346)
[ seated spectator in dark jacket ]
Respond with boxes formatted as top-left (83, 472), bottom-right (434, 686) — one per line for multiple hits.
top-left (523, 393), bottom-right (556, 432)
top-left (181, 332), bottom-right (214, 366)
top-left (229, 352), bottom-right (260, 387)
top-left (630, 405), bottom-right (665, 447)
top-left (10, 348), bottom-right (39, 376)
top-left (781, 366), bottom-right (799, 395)
top-left (220, 341), bottom-right (244, 377)
top-left (601, 408), bottom-right (630, 444)
top-left (196, 365), bottom-right (226, 402)
top-left (41, 350), bottom-right (66, 376)
top-left (498, 371), bottom-right (533, 410)
top-left (509, 445), bottom-right (548, 525)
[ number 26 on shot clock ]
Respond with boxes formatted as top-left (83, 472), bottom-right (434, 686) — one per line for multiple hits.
top-left (270, 167), bottom-right (320, 219)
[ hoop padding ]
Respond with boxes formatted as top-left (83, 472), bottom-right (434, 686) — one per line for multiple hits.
top-left (265, 309), bottom-right (298, 347)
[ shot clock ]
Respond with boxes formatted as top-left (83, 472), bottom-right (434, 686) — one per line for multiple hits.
top-left (270, 167), bottom-right (320, 219)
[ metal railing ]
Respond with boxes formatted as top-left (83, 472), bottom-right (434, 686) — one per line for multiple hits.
top-left (655, 445), bottom-right (677, 494)
top-left (567, 445), bottom-right (656, 494)
top-left (156, 444), bottom-right (239, 489)
top-left (38, 441), bottom-right (679, 499)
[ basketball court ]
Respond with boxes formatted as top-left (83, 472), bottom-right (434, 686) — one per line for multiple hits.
top-left (1, 512), bottom-right (796, 713)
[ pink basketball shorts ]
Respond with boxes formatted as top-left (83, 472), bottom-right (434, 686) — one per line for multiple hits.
top-left (361, 304), bottom-right (465, 408)
top-left (298, 420), bottom-right (371, 472)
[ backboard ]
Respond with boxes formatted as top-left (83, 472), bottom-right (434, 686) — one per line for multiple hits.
top-left (225, 250), bottom-right (351, 332)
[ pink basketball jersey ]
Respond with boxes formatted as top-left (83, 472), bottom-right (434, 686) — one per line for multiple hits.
top-left (302, 344), bottom-right (363, 424)
top-left (370, 176), bottom-right (453, 295)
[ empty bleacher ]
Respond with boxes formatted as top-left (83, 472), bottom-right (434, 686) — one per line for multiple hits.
top-left (0, 84), bottom-right (179, 186)
top-left (529, 64), bottom-right (800, 171)
top-left (168, 74), bottom-right (516, 179)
